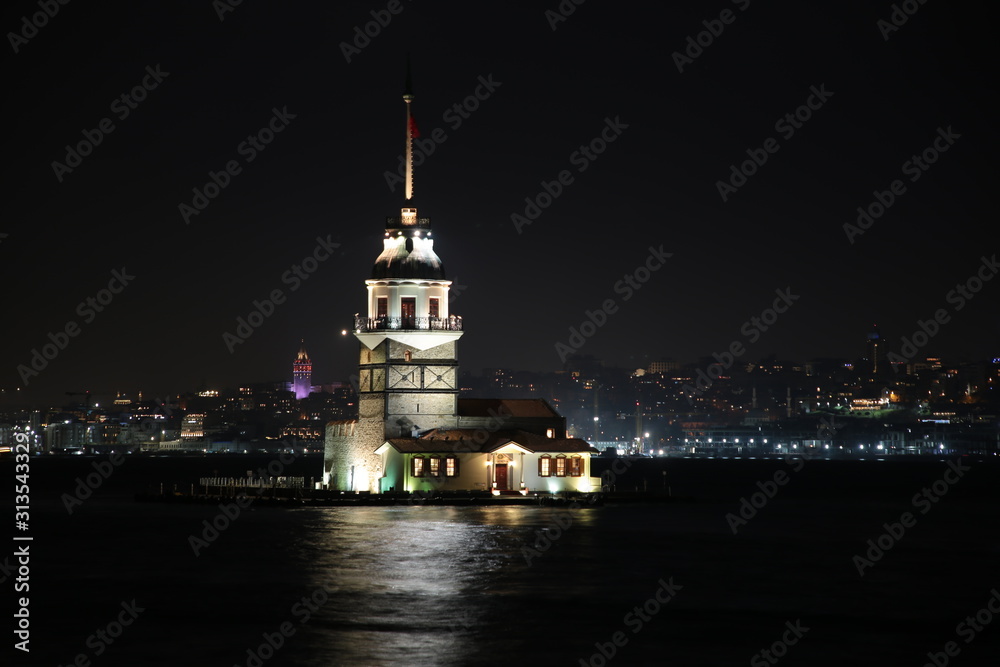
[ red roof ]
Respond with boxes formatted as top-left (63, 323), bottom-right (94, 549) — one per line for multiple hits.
top-left (458, 398), bottom-right (560, 419)
top-left (383, 428), bottom-right (595, 454)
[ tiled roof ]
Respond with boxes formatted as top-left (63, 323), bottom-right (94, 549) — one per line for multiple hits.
top-left (458, 398), bottom-right (560, 419)
top-left (383, 428), bottom-right (596, 454)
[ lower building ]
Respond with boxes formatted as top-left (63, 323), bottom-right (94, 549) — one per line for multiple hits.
top-left (325, 398), bottom-right (600, 493)
top-left (377, 427), bottom-right (598, 494)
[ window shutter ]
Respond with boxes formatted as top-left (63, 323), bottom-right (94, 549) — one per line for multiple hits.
top-left (453, 457), bottom-right (460, 477)
top-left (553, 456), bottom-right (563, 477)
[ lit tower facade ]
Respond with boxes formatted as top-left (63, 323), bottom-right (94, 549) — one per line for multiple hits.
top-left (292, 341), bottom-right (312, 400)
top-left (324, 70), bottom-right (463, 491)
top-left (865, 324), bottom-right (883, 376)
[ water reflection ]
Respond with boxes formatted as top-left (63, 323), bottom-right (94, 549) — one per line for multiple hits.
top-left (290, 506), bottom-right (597, 666)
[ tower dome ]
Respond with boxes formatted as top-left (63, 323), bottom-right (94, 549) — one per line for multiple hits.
top-left (371, 211), bottom-right (445, 280)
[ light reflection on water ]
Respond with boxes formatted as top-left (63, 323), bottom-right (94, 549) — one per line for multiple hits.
top-left (31, 489), bottom-right (1000, 666)
top-left (290, 506), bottom-right (597, 666)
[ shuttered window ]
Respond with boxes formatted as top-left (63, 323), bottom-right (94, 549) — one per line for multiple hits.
top-left (569, 457), bottom-right (583, 477)
top-left (538, 456), bottom-right (551, 477)
top-left (555, 456), bottom-right (567, 477)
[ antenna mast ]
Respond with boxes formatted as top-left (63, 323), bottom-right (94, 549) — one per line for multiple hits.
top-left (403, 58), bottom-right (415, 201)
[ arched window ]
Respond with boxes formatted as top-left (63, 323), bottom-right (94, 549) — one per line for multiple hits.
top-left (404, 350), bottom-right (412, 362)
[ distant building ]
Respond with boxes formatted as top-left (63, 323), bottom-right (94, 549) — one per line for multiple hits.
top-left (863, 324), bottom-right (885, 375)
top-left (647, 359), bottom-right (680, 374)
top-left (44, 422), bottom-right (88, 451)
top-left (181, 413), bottom-right (205, 439)
top-left (292, 341), bottom-right (312, 400)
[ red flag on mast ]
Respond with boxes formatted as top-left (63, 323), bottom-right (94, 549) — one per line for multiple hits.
top-left (408, 115), bottom-right (420, 139)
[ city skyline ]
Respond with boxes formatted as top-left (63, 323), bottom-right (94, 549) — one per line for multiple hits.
top-left (4, 0), bottom-right (997, 407)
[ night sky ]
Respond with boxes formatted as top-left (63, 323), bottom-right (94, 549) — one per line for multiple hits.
top-left (3, 0), bottom-right (997, 406)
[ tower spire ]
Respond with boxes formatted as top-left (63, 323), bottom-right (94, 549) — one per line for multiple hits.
top-left (403, 56), bottom-right (415, 201)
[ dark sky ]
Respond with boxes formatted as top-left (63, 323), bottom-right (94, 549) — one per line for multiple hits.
top-left (3, 0), bottom-right (997, 406)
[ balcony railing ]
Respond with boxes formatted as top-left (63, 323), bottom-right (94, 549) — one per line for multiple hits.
top-left (355, 315), bottom-right (463, 332)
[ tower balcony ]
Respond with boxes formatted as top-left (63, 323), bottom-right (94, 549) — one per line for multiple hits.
top-left (355, 315), bottom-right (463, 333)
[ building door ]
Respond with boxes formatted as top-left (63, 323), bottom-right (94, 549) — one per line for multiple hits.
top-left (495, 463), bottom-right (508, 490)
top-left (401, 297), bottom-right (416, 328)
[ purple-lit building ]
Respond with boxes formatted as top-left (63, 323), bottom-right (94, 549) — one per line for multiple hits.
top-left (292, 341), bottom-right (312, 400)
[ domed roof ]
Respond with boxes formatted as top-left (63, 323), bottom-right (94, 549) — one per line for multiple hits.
top-left (371, 235), bottom-right (446, 280)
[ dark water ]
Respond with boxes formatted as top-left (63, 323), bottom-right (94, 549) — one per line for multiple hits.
top-left (5, 456), bottom-right (1000, 666)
